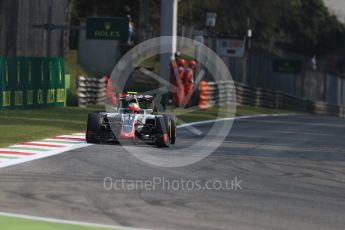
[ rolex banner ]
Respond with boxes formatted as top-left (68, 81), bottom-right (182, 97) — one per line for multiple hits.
top-left (0, 57), bottom-right (65, 109)
top-left (86, 17), bottom-right (129, 42)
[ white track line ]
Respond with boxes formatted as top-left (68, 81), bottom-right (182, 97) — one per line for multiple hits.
top-left (177, 113), bottom-right (294, 129)
top-left (0, 212), bottom-right (149, 230)
top-left (43, 138), bottom-right (84, 143)
top-left (71, 133), bottom-right (87, 137)
top-left (57, 135), bottom-right (86, 139)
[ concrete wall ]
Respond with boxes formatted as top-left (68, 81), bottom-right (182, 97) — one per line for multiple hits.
top-left (325, 74), bottom-right (340, 104)
top-left (78, 21), bottom-right (120, 75)
top-left (303, 71), bottom-right (325, 102)
top-left (272, 73), bottom-right (297, 95)
top-left (224, 50), bottom-right (345, 106)
top-left (337, 78), bottom-right (343, 105)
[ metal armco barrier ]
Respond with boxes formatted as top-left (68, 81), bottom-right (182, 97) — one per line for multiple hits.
top-left (199, 80), bottom-right (345, 117)
top-left (77, 76), bottom-right (106, 107)
top-left (199, 81), bottom-right (237, 109)
top-left (0, 56), bottom-right (65, 109)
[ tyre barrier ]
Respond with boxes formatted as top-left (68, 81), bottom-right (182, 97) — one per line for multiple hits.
top-left (198, 81), bottom-right (209, 110)
top-left (199, 80), bottom-right (345, 117)
top-left (78, 76), bottom-right (106, 107)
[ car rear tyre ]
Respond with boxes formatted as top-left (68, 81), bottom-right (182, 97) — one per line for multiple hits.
top-left (86, 112), bottom-right (102, 143)
top-left (165, 115), bottom-right (176, 144)
top-left (155, 116), bottom-right (171, 147)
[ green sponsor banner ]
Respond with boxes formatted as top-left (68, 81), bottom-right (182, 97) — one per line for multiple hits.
top-left (0, 56), bottom-right (65, 110)
top-left (56, 59), bottom-right (66, 107)
top-left (5, 57), bottom-right (18, 108)
top-left (273, 59), bottom-right (301, 74)
top-left (86, 17), bottom-right (129, 42)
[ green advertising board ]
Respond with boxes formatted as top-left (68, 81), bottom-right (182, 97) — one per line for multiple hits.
top-left (86, 17), bottom-right (129, 42)
top-left (0, 56), bottom-right (65, 110)
top-left (273, 59), bottom-right (301, 74)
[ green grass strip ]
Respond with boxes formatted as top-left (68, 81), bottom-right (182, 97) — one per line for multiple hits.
top-left (0, 215), bottom-right (120, 230)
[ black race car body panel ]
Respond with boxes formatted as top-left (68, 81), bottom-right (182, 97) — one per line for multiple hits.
top-left (86, 93), bottom-right (176, 147)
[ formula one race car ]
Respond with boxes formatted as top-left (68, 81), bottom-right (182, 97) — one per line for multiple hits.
top-left (86, 93), bottom-right (176, 147)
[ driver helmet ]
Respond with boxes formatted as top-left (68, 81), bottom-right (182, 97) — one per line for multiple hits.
top-left (127, 102), bottom-right (140, 113)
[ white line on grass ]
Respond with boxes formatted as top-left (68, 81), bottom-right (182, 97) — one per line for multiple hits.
top-left (0, 212), bottom-right (149, 230)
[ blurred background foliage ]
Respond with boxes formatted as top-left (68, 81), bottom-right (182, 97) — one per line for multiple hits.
top-left (69, 0), bottom-right (345, 57)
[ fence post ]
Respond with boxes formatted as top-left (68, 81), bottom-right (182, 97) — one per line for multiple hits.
top-left (0, 56), bottom-right (3, 109)
top-left (341, 78), bottom-right (345, 106)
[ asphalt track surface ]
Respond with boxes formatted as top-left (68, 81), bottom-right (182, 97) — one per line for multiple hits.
top-left (0, 115), bottom-right (345, 230)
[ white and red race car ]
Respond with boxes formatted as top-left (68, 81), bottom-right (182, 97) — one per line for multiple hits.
top-left (86, 93), bottom-right (176, 147)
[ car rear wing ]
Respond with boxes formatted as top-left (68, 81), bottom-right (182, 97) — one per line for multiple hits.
top-left (119, 93), bottom-right (154, 102)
